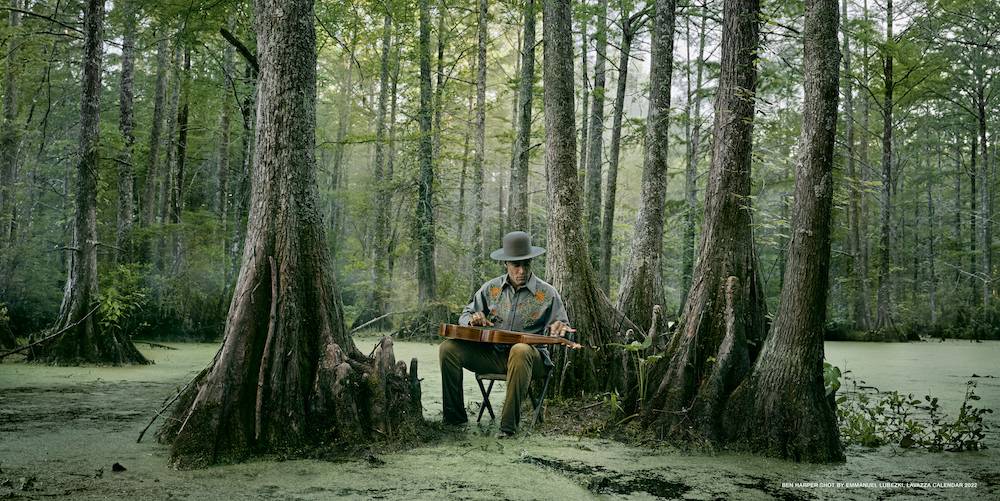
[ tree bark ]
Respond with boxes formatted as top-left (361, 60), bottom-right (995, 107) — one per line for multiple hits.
top-left (160, 0), bottom-right (421, 467)
top-left (585, 0), bottom-right (607, 273)
top-left (371, 8), bottom-right (394, 324)
top-left (471, 0), bottom-right (488, 283)
top-left (598, 9), bottom-right (639, 293)
top-left (681, 4), bottom-right (707, 311)
top-left (643, 0), bottom-right (766, 440)
top-left (417, 0), bottom-right (438, 302)
top-left (543, 0), bottom-right (636, 397)
top-left (115, 0), bottom-right (137, 263)
top-left (578, 14), bottom-right (590, 188)
top-left (841, 0), bottom-right (870, 331)
top-left (724, 0), bottom-right (844, 463)
top-left (142, 36), bottom-right (169, 234)
top-left (507, 0), bottom-right (536, 231)
top-left (976, 76), bottom-right (990, 306)
top-left (874, 0), bottom-right (895, 334)
top-left (0, 0), bottom-right (21, 245)
top-left (32, 0), bottom-right (148, 365)
top-left (616, 0), bottom-right (675, 332)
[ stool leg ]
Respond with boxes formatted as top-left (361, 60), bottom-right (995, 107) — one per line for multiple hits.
top-left (477, 379), bottom-right (497, 422)
top-left (484, 380), bottom-right (496, 420)
top-left (531, 369), bottom-right (554, 428)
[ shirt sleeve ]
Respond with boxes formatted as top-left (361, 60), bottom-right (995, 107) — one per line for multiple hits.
top-left (544, 289), bottom-right (570, 334)
top-left (459, 282), bottom-right (490, 326)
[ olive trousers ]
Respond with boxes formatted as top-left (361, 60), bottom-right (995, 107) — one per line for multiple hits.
top-left (439, 339), bottom-right (544, 433)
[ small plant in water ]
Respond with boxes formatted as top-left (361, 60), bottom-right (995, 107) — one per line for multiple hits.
top-left (609, 331), bottom-right (663, 422)
top-left (832, 362), bottom-right (993, 452)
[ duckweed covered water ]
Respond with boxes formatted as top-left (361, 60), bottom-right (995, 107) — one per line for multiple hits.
top-left (0, 338), bottom-right (997, 499)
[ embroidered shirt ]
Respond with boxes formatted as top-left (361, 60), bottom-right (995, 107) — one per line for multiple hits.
top-left (459, 273), bottom-right (570, 364)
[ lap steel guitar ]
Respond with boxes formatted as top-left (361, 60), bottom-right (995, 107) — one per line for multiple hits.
top-left (439, 324), bottom-right (582, 349)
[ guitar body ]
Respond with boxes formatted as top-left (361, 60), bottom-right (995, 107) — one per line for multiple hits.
top-left (439, 324), bottom-right (580, 349)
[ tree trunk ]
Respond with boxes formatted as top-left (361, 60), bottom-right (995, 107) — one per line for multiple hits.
top-left (970, 136), bottom-right (978, 300)
top-left (115, 0), bottom-right (137, 263)
top-left (928, 164), bottom-right (937, 324)
top-left (32, 0), bottom-right (148, 365)
top-left (841, 0), bottom-right (870, 331)
top-left (616, 0), bottom-right (676, 332)
top-left (416, 0), bottom-right (438, 302)
top-left (230, 63), bottom-right (257, 286)
top-left (598, 11), bottom-right (637, 293)
top-left (585, 0), bottom-right (608, 273)
top-left (458, 89), bottom-right (473, 245)
top-left (142, 36), bottom-right (168, 235)
top-left (328, 37), bottom-right (356, 260)
top-left (0, 0), bottom-right (21, 245)
top-left (471, 0), bottom-right (488, 283)
top-left (874, 0), bottom-right (894, 333)
top-left (217, 33), bottom-right (234, 221)
top-left (433, 2), bottom-right (446, 159)
top-left (371, 8), bottom-right (394, 325)
top-left (977, 79), bottom-right (990, 306)
top-left (681, 4), bottom-right (707, 312)
top-left (643, 0), bottom-right (766, 439)
top-left (543, 0), bottom-right (637, 397)
top-left (160, 0), bottom-right (421, 467)
top-left (507, 0), bottom-right (536, 231)
top-left (724, 0), bottom-right (843, 463)
top-left (954, 136), bottom-right (963, 282)
top-left (578, 15), bottom-right (590, 188)
top-left (159, 42), bottom-right (181, 239)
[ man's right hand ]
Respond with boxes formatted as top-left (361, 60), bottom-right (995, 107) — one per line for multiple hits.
top-left (469, 311), bottom-right (494, 326)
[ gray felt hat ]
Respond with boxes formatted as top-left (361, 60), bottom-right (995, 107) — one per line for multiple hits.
top-left (489, 231), bottom-right (546, 261)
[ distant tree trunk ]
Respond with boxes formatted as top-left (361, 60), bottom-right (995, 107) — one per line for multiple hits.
top-left (217, 35), bottom-right (234, 220)
top-left (585, 0), bottom-right (608, 273)
top-left (458, 89), bottom-right (473, 244)
top-left (142, 36), bottom-right (168, 236)
top-left (976, 76), bottom-right (990, 306)
top-left (386, 42), bottom-right (401, 282)
top-left (858, 0), bottom-right (872, 312)
top-left (928, 165), bottom-right (937, 324)
top-left (643, 0), bottom-right (766, 439)
top-left (230, 63), bottom-right (257, 284)
top-left (32, 0), bottom-right (148, 365)
top-left (970, 136), bottom-right (978, 299)
top-left (159, 42), bottom-right (181, 241)
top-left (507, 0), bottom-right (535, 231)
top-left (954, 136), bottom-right (962, 282)
top-left (617, 0), bottom-right (676, 332)
top-left (417, 0), bottom-right (438, 302)
top-left (598, 9), bottom-right (639, 293)
top-left (841, 0), bottom-right (869, 331)
top-left (433, 2), bottom-right (446, 159)
top-left (169, 46), bottom-right (191, 267)
top-left (874, 0), bottom-right (895, 333)
top-left (328, 37), bottom-right (356, 260)
top-left (724, 0), bottom-right (843, 463)
top-left (544, 0), bottom-right (636, 397)
top-left (578, 15), bottom-right (590, 186)
top-left (471, 0), bottom-right (488, 283)
top-left (681, 4), bottom-right (707, 311)
top-left (115, 0), bottom-right (137, 263)
top-left (370, 8), bottom-right (394, 325)
top-left (0, 0), bottom-right (21, 245)
top-left (160, 0), bottom-right (421, 467)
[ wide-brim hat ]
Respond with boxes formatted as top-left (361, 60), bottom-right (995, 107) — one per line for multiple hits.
top-left (490, 231), bottom-right (546, 261)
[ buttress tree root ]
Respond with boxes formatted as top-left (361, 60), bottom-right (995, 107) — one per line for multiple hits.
top-left (156, 0), bottom-right (423, 468)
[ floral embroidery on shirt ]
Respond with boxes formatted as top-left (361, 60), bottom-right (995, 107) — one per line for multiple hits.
top-left (534, 291), bottom-right (546, 302)
top-left (489, 286), bottom-right (501, 299)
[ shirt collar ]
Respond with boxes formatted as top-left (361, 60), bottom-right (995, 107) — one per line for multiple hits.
top-left (502, 273), bottom-right (538, 294)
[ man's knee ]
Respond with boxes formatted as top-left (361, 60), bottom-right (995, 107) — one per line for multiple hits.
top-left (508, 343), bottom-right (535, 367)
top-left (439, 339), bottom-right (462, 364)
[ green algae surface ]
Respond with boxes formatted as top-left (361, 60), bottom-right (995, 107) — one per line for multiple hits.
top-left (0, 338), bottom-right (997, 499)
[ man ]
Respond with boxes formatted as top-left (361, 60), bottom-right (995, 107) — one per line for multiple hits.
top-left (439, 231), bottom-right (576, 437)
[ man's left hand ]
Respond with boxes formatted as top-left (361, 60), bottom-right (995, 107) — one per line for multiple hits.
top-left (548, 320), bottom-right (576, 338)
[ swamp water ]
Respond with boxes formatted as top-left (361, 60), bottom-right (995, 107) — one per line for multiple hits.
top-left (0, 337), bottom-right (997, 500)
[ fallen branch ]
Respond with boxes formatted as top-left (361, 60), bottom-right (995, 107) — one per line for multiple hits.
top-left (134, 341), bottom-right (177, 350)
top-left (0, 305), bottom-right (100, 361)
top-left (350, 309), bottom-right (415, 334)
top-left (136, 372), bottom-right (199, 443)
